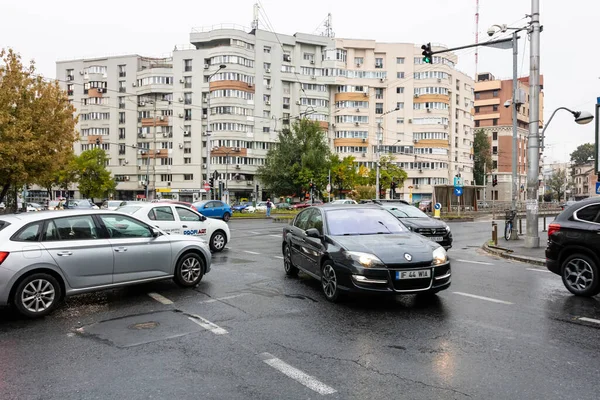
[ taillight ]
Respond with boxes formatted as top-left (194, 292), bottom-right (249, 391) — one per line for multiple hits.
top-left (548, 223), bottom-right (560, 237)
top-left (0, 252), bottom-right (9, 265)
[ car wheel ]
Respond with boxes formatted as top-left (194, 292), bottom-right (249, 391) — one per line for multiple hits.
top-left (222, 212), bottom-right (231, 222)
top-left (561, 254), bottom-right (600, 297)
top-left (210, 230), bottom-right (227, 252)
top-left (321, 261), bottom-right (342, 302)
top-left (13, 273), bottom-right (62, 318)
top-left (174, 252), bottom-right (205, 287)
top-left (283, 244), bottom-right (298, 277)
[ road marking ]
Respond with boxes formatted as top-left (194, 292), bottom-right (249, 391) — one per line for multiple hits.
top-left (269, 234), bottom-right (281, 238)
top-left (527, 268), bottom-right (551, 273)
top-left (578, 317), bottom-right (600, 325)
top-left (199, 294), bottom-right (247, 304)
top-left (453, 292), bottom-right (513, 305)
top-left (274, 256), bottom-right (284, 259)
top-left (249, 231), bottom-right (260, 234)
top-left (147, 292), bottom-right (173, 305)
top-left (188, 315), bottom-right (228, 335)
top-left (244, 250), bottom-right (261, 255)
top-left (259, 353), bottom-right (337, 395)
top-left (456, 259), bottom-right (494, 265)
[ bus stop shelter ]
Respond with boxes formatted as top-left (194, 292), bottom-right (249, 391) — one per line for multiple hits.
top-left (432, 185), bottom-right (485, 212)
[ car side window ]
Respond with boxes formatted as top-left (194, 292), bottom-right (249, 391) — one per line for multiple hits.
top-left (305, 209), bottom-right (324, 234)
top-left (176, 207), bottom-right (200, 222)
top-left (44, 216), bottom-right (99, 241)
top-left (294, 209), bottom-right (312, 231)
top-left (203, 202), bottom-right (213, 209)
top-left (150, 206), bottom-right (175, 221)
top-left (575, 205), bottom-right (600, 223)
top-left (99, 215), bottom-right (152, 238)
top-left (13, 222), bottom-right (43, 242)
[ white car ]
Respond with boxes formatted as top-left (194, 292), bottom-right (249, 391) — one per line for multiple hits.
top-left (255, 201), bottom-right (268, 212)
top-left (102, 200), bottom-right (128, 210)
top-left (329, 199), bottom-right (358, 205)
top-left (117, 202), bottom-right (230, 252)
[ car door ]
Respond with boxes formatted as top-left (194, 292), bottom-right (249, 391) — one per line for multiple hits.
top-left (41, 215), bottom-right (114, 289)
top-left (301, 208), bottom-right (326, 276)
top-left (198, 201), bottom-right (216, 218)
top-left (289, 209), bottom-right (312, 270)
top-left (97, 214), bottom-right (173, 283)
top-left (174, 206), bottom-right (209, 239)
top-left (212, 201), bottom-right (225, 218)
top-left (147, 205), bottom-right (181, 234)
top-left (572, 203), bottom-right (600, 242)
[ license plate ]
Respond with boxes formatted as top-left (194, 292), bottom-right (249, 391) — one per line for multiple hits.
top-left (431, 236), bottom-right (444, 242)
top-left (396, 269), bottom-right (431, 280)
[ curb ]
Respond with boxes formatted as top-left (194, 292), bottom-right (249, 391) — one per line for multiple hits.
top-left (482, 242), bottom-right (545, 266)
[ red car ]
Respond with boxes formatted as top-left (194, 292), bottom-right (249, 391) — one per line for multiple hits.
top-left (292, 200), bottom-right (323, 209)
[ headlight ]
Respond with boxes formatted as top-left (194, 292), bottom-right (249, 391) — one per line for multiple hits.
top-left (344, 251), bottom-right (384, 268)
top-left (432, 247), bottom-right (447, 265)
top-left (443, 223), bottom-right (450, 233)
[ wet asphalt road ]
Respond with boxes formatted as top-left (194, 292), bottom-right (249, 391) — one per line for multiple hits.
top-left (1, 219), bottom-right (599, 400)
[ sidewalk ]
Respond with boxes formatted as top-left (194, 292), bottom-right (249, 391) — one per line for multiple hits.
top-left (483, 229), bottom-right (547, 266)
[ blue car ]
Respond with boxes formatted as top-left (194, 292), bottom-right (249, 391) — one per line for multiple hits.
top-left (232, 202), bottom-right (253, 213)
top-left (192, 200), bottom-right (232, 222)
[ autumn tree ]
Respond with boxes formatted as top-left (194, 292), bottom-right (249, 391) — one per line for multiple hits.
top-left (473, 129), bottom-right (492, 185)
top-left (570, 143), bottom-right (594, 166)
top-left (368, 154), bottom-right (408, 190)
top-left (75, 148), bottom-right (116, 201)
top-left (329, 154), bottom-right (358, 197)
top-left (0, 48), bottom-right (78, 204)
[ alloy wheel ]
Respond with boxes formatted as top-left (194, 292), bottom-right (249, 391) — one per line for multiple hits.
top-left (284, 246), bottom-right (292, 272)
top-left (21, 279), bottom-right (56, 313)
top-left (322, 264), bottom-right (337, 299)
top-left (212, 233), bottom-right (225, 250)
top-left (180, 256), bottom-right (202, 283)
top-left (564, 258), bottom-right (594, 292)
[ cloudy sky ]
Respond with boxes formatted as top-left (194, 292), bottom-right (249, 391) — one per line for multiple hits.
top-left (2, 0), bottom-right (596, 162)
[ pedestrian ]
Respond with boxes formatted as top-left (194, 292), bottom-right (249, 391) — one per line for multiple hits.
top-left (266, 197), bottom-right (272, 217)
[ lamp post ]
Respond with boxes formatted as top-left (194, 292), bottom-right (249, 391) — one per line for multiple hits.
top-left (215, 146), bottom-right (240, 203)
top-left (205, 64), bottom-right (227, 200)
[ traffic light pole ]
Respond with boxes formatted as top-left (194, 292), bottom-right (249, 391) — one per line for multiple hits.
top-left (510, 30), bottom-right (519, 239)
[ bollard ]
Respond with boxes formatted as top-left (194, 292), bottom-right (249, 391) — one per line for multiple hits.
top-left (519, 217), bottom-right (523, 235)
top-left (492, 221), bottom-right (498, 246)
top-left (542, 216), bottom-right (547, 232)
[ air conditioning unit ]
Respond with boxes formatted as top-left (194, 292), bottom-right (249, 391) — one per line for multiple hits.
top-left (266, 68), bottom-right (271, 73)
top-left (203, 98), bottom-right (208, 103)
top-left (235, 164), bottom-right (241, 169)
top-left (102, 73), bottom-right (107, 78)
top-left (356, 108), bottom-right (360, 112)
top-left (283, 55), bottom-right (291, 62)
top-left (155, 149), bottom-right (161, 154)
top-left (331, 123), bottom-right (336, 128)
top-left (265, 101), bottom-right (271, 106)
top-left (266, 85), bottom-right (272, 90)
top-left (201, 132), bottom-right (207, 136)
top-left (178, 97), bottom-right (183, 102)
top-left (295, 100), bottom-right (301, 105)
top-left (79, 70), bottom-right (84, 75)
top-left (132, 83), bottom-right (137, 87)
top-left (124, 176), bottom-right (130, 181)
top-left (83, 74), bottom-right (89, 80)
top-left (311, 75), bottom-right (316, 80)
top-left (443, 124), bottom-right (449, 129)
top-left (204, 64), bottom-right (209, 69)
top-left (178, 143), bottom-right (183, 149)
top-left (356, 63), bottom-right (361, 67)
top-left (427, 108), bottom-right (432, 113)
top-left (414, 94), bottom-right (420, 98)
top-left (363, 92), bottom-right (368, 97)
top-left (234, 147), bottom-right (240, 151)
top-left (159, 116), bottom-right (165, 121)
top-left (408, 119), bottom-right (412, 123)
top-left (361, 153), bottom-right (366, 158)
top-left (415, 184), bottom-right (420, 189)
top-left (202, 163), bottom-right (207, 168)
top-left (310, 60), bottom-right (315, 64)
top-left (138, 133), bottom-right (146, 138)
top-left (184, 131), bottom-right (191, 136)
top-left (163, 133), bottom-right (169, 138)
top-left (413, 139), bottom-right (419, 143)
top-left (202, 114), bottom-right (207, 119)
top-left (419, 169), bottom-right (423, 173)
top-left (179, 78), bottom-right (185, 83)
top-left (139, 101), bottom-right (146, 106)
top-left (354, 122), bottom-right (360, 126)
top-left (362, 138), bottom-right (366, 143)
top-left (179, 113), bottom-right (184, 118)
top-left (246, 181), bottom-right (253, 186)
top-left (380, 78), bottom-right (385, 83)
top-left (248, 83), bottom-right (254, 88)
top-left (437, 78), bottom-right (442, 83)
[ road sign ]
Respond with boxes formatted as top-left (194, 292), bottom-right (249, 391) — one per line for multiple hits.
top-left (596, 182), bottom-right (600, 195)
top-left (203, 182), bottom-right (210, 191)
top-left (326, 183), bottom-right (331, 193)
top-left (434, 203), bottom-right (441, 219)
top-left (453, 176), bottom-right (463, 187)
top-left (454, 187), bottom-right (463, 197)
top-left (434, 203), bottom-right (442, 210)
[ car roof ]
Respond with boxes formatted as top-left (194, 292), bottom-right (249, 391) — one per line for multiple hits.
top-left (320, 204), bottom-right (383, 212)
top-left (0, 209), bottom-right (122, 223)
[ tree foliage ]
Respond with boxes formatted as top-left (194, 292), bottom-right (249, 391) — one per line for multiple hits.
top-left (368, 154), bottom-right (408, 189)
top-left (546, 169), bottom-right (567, 202)
top-left (329, 154), bottom-right (358, 195)
top-left (74, 148), bottom-right (116, 200)
top-left (257, 119), bottom-right (331, 196)
top-left (473, 129), bottom-right (492, 185)
top-left (348, 185), bottom-right (375, 201)
top-left (570, 143), bottom-right (594, 165)
top-left (0, 48), bottom-right (77, 203)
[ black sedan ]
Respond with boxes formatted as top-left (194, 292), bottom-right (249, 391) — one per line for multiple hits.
top-left (379, 203), bottom-right (452, 250)
top-left (546, 197), bottom-right (600, 297)
top-left (282, 204), bottom-right (451, 301)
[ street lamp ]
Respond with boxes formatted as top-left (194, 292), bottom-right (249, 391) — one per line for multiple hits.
top-left (205, 64), bottom-right (227, 200)
top-left (541, 107), bottom-right (594, 149)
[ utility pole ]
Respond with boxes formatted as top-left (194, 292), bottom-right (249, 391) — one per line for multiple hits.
top-left (525, 0), bottom-right (541, 248)
top-left (152, 93), bottom-right (158, 201)
top-left (511, 31), bottom-right (519, 214)
top-left (375, 118), bottom-right (382, 200)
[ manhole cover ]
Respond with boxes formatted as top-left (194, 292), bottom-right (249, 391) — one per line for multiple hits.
top-left (129, 321), bottom-right (159, 330)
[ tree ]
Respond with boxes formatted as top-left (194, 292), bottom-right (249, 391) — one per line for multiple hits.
top-left (257, 119), bottom-right (331, 197)
top-left (473, 129), bottom-right (492, 185)
top-left (0, 48), bottom-right (78, 204)
top-left (368, 154), bottom-right (408, 190)
top-left (546, 169), bottom-right (567, 202)
top-left (74, 148), bottom-right (116, 201)
top-left (348, 185), bottom-right (375, 201)
top-left (570, 143), bottom-right (594, 165)
top-left (329, 154), bottom-right (357, 197)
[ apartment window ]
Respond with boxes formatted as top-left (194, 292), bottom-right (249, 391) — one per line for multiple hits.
top-left (397, 72), bottom-right (405, 79)
top-left (493, 105), bottom-right (498, 112)
top-left (184, 59), bottom-right (192, 72)
top-left (375, 103), bottom-right (384, 114)
top-left (475, 93), bottom-right (481, 99)
top-left (492, 146), bottom-right (498, 155)
top-left (264, 62), bottom-right (271, 71)
top-left (183, 141), bottom-right (192, 154)
top-left (184, 157), bottom-right (191, 164)
top-left (474, 106), bottom-right (480, 113)
top-left (396, 87), bottom-right (404, 94)
top-left (263, 127), bottom-right (270, 133)
top-left (396, 57), bottom-right (405, 64)
top-left (493, 119), bottom-right (498, 126)
top-left (492, 90), bottom-right (499, 97)
top-left (396, 102), bottom-right (404, 109)
top-left (184, 109), bottom-right (192, 121)
top-left (184, 92), bottom-right (192, 105)
top-left (67, 84), bottom-right (74, 96)
top-left (184, 174), bottom-right (194, 181)
top-left (160, 174), bottom-right (172, 182)
top-left (119, 112), bottom-right (125, 124)
top-left (303, 53), bottom-right (314, 61)
top-left (263, 110), bottom-right (270, 118)
top-left (184, 76), bottom-right (192, 89)
top-left (118, 128), bottom-right (126, 140)
top-left (375, 88), bottom-right (384, 99)
top-left (161, 158), bottom-right (173, 166)
top-left (354, 57), bottom-right (364, 66)
top-left (119, 81), bottom-right (126, 93)
top-left (264, 46), bottom-right (271, 53)
top-left (283, 52), bottom-right (291, 62)
top-left (396, 118), bottom-right (404, 124)
top-left (118, 64), bottom-right (126, 77)
top-left (475, 120), bottom-right (480, 127)
top-left (492, 160), bottom-right (498, 169)
top-left (118, 144), bottom-right (126, 155)
top-left (375, 58), bottom-right (383, 68)
top-left (283, 97), bottom-right (290, 110)
top-left (116, 96), bottom-right (125, 109)
top-left (492, 131), bottom-right (498, 140)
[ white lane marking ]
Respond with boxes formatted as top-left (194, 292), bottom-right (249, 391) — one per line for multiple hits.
top-left (188, 315), bottom-right (228, 335)
top-left (527, 268), bottom-right (551, 273)
top-left (453, 292), bottom-right (513, 305)
top-left (147, 292), bottom-right (173, 305)
top-left (274, 256), bottom-right (284, 259)
top-left (199, 294), bottom-right (247, 304)
top-left (269, 234), bottom-right (281, 238)
top-left (244, 250), bottom-right (261, 255)
top-left (578, 317), bottom-right (600, 325)
top-left (259, 353), bottom-right (337, 395)
top-left (455, 259), bottom-right (494, 265)
top-left (249, 231), bottom-right (260, 234)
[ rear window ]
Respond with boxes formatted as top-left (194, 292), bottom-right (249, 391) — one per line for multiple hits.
top-left (0, 220), bottom-right (10, 231)
top-left (116, 206), bottom-right (142, 214)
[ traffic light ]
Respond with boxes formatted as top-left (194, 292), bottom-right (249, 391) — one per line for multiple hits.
top-left (492, 175), bottom-right (498, 187)
top-left (391, 181), bottom-right (396, 191)
top-left (421, 43), bottom-right (433, 64)
top-left (209, 177), bottom-right (214, 188)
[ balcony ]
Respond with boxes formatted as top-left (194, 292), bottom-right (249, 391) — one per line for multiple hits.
top-left (119, 87), bottom-right (126, 93)
top-left (119, 72), bottom-right (126, 78)
top-left (119, 103), bottom-right (125, 109)
top-left (67, 90), bottom-right (74, 96)
top-left (66, 75), bottom-right (74, 81)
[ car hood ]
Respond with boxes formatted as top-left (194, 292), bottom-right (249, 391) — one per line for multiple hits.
top-left (331, 233), bottom-right (437, 264)
top-left (399, 217), bottom-right (447, 230)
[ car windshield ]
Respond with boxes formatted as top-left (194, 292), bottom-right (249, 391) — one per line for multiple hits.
top-left (384, 205), bottom-right (428, 218)
top-left (326, 208), bottom-right (405, 236)
top-left (0, 220), bottom-right (10, 231)
top-left (108, 201), bottom-right (122, 207)
top-left (116, 206), bottom-right (143, 214)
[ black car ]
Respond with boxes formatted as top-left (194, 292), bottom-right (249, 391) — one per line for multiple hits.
top-left (380, 203), bottom-right (452, 250)
top-left (282, 204), bottom-right (451, 301)
top-left (546, 197), bottom-right (600, 297)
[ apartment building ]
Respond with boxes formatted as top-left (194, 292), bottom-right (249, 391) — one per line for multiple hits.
top-left (56, 25), bottom-right (474, 202)
top-left (474, 72), bottom-right (544, 202)
top-left (571, 162), bottom-right (598, 200)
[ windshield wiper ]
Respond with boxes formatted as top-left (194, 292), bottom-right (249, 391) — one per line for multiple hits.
top-left (377, 221), bottom-right (392, 233)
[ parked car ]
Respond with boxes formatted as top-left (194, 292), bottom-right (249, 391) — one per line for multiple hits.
top-left (117, 202), bottom-right (230, 252)
top-left (275, 202), bottom-right (293, 210)
top-left (546, 197), bottom-right (600, 297)
top-left (232, 202), bottom-right (254, 213)
top-left (329, 199), bottom-right (358, 205)
top-left (560, 200), bottom-right (577, 210)
top-left (26, 203), bottom-right (43, 212)
top-left (0, 210), bottom-right (212, 318)
top-left (101, 200), bottom-right (128, 211)
top-left (152, 199), bottom-right (198, 212)
top-left (192, 200), bottom-right (232, 222)
top-left (64, 199), bottom-right (98, 210)
top-left (379, 202), bottom-right (452, 250)
top-left (292, 200), bottom-right (324, 209)
top-left (418, 200), bottom-right (432, 213)
top-left (255, 201), bottom-right (269, 212)
top-left (282, 204), bottom-right (450, 302)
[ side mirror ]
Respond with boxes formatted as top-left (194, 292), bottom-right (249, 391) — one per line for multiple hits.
top-left (151, 228), bottom-right (161, 237)
top-left (305, 228), bottom-right (322, 239)
top-left (199, 215), bottom-right (207, 221)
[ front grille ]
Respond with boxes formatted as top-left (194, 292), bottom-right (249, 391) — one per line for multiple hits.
top-left (416, 228), bottom-right (447, 236)
top-left (434, 264), bottom-right (450, 277)
top-left (392, 277), bottom-right (432, 291)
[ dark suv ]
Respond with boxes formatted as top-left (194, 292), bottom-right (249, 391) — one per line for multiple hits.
top-left (546, 198), bottom-right (600, 297)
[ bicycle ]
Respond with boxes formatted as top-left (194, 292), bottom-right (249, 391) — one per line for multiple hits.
top-left (504, 210), bottom-right (517, 240)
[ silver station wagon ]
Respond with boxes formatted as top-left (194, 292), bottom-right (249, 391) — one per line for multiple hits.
top-left (0, 210), bottom-right (211, 318)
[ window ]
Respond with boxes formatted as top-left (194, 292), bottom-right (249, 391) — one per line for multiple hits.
top-left (119, 112), bottom-right (125, 124)
top-left (264, 46), bottom-right (271, 53)
top-left (44, 216), bottom-right (98, 241)
top-left (396, 57), bottom-right (405, 64)
top-left (475, 93), bottom-right (481, 99)
top-left (397, 72), bottom-right (405, 79)
top-left (493, 105), bottom-right (498, 112)
top-left (184, 92), bottom-right (192, 105)
top-left (375, 88), bottom-right (383, 99)
top-left (493, 119), bottom-right (498, 126)
top-left (492, 146), bottom-right (498, 155)
top-left (354, 57), bottom-right (364, 65)
top-left (160, 174), bottom-right (172, 182)
top-left (176, 207), bottom-right (200, 222)
top-left (305, 209), bottom-right (324, 234)
top-left (375, 57), bottom-right (383, 68)
top-left (396, 87), bottom-right (404, 94)
top-left (475, 120), bottom-right (480, 127)
top-left (184, 157), bottom-right (191, 164)
top-left (396, 102), bottom-right (404, 109)
top-left (492, 160), bottom-right (498, 169)
top-left (148, 206), bottom-right (175, 221)
top-left (293, 209), bottom-right (312, 230)
top-left (492, 90), bottom-right (499, 97)
top-left (303, 53), bottom-right (314, 61)
top-left (184, 76), bottom-right (192, 89)
top-left (375, 103), bottom-right (383, 114)
top-left (184, 174), bottom-right (194, 181)
top-left (184, 109), bottom-right (192, 121)
top-left (118, 64), bottom-right (126, 77)
top-left (184, 59), bottom-right (192, 72)
top-left (475, 106), bottom-right (480, 113)
top-left (492, 131), bottom-right (498, 140)
top-left (99, 215), bottom-right (151, 238)
top-left (13, 222), bottom-right (42, 242)
top-left (575, 205), bottom-right (600, 222)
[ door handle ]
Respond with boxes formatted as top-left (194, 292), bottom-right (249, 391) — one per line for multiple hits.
top-left (182, 225), bottom-right (188, 228)
top-left (114, 247), bottom-right (128, 253)
top-left (57, 251), bottom-right (72, 256)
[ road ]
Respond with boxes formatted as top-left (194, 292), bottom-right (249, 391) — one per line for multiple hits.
top-left (1, 219), bottom-right (599, 400)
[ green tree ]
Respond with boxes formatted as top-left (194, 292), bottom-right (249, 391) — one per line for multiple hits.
top-left (329, 154), bottom-right (357, 197)
top-left (0, 48), bottom-right (78, 204)
top-left (570, 143), bottom-right (594, 165)
top-left (368, 154), bottom-right (408, 190)
top-left (473, 129), bottom-right (492, 185)
top-left (348, 185), bottom-right (375, 201)
top-left (546, 169), bottom-right (567, 202)
top-left (75, 148), bottom-right (116, 201)
top-left (257, 119), bottom-right (331, 197)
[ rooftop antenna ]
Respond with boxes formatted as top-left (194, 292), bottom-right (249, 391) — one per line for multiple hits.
top-left (251, 3), bottom-right (259, 31)
top-left (323, 13), bottom-right (334, 38)
top-left (474, 0), bottom-right (480, 76)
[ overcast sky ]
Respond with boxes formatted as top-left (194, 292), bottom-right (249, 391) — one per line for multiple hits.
top-left (2, 0), bottom-right (596, 163)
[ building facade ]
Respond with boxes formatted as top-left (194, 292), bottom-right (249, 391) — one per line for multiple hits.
top-left (474, 72), bottom-right (544, 203)
top-left (56, 26), bottom-right (475, 203)
top-left (571, 162), bottom-right (597, 200)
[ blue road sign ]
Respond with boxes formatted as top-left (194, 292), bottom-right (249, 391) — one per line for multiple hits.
top-left (596, 182), bottom-right (600, 195)
top-left (434, 202), bottom-right (442, 210)
top-left (453, 176), bottom-right (463, 187)
top-left (597, 97), bottom-right (600, 104)
top-left (454, 187), bottom-right (463, 197)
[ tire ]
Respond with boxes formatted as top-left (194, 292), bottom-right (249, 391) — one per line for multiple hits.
top-left (504, 222), bottom-right (512, 241)
top-left (283, 244), bottom-right (298, 277)
top-left (13, 273), bottom-right (62, 318)
top-left (561, 253), bottom-right (600, 297)
top-left (222, 212), bottom-right (231, 222)
top-left (321, 261), bottom-right (342, 302)
top-left (210, 230), bottom-right (227, 252)
top-left (173, 252), bottom-right (205, 287)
